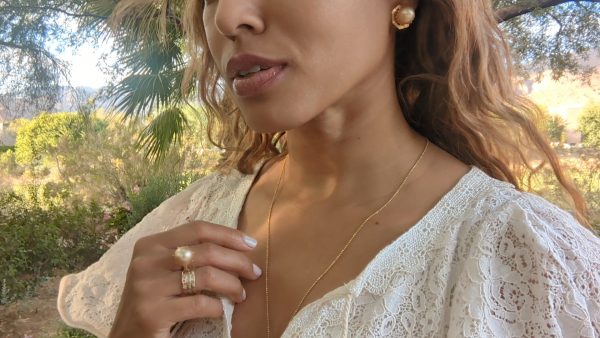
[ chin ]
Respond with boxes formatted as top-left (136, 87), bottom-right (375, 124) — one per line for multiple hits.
top-left (248, 124), bottom-right (284, 134)
top-left (243, 116), bottom-right (286, 134)
top-left (243, 113), bottom-right (305, 134)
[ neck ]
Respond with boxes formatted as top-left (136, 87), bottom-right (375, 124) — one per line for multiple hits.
top-left (264, 44), bottom-right (429, 206)
top-left (279, 96), bottom-right (427, 205)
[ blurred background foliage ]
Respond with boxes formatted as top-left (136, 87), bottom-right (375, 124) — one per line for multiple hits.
top-left (0, 107), bottom-right (220, 306)
top-left (579, 103), bottom-right (600, 148)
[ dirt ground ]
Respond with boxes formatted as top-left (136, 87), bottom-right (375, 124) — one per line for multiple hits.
top-left (0, 276), bottom-right (66, 338)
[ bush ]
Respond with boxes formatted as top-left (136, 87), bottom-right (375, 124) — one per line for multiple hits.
top-left (579, 103), bottom-right (600, 148)
top-left (0, 169), bottom-right (203, 305)
top-left (0, 109), bottom-right (217, 304)
top-left (104, 170), bottom-right (200, 237)
top-left (0, 191), bottom-right (112, 304)
top-left (0, 145), bottom-right (14, 153)
top-left (54, 325), bottom-right (97, 338)
top-left (546, 115), bottom-right (566, 143)
top-left (0, 149), bottom-right (21, 177)
top-left (14, 112), bottom-right (86, 168)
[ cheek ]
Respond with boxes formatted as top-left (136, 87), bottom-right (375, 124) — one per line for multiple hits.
top-left (240, 11), bottom-right (389, 132)
top-left (285, 11), bottom-right (387, 106)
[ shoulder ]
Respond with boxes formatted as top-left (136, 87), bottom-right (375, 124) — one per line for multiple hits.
top-left (56, 168), bottom-right (251, 337)
top-left (472, 172), bottom-right (599, 266)
top-left (451, 169), bottom-right (600, 337)
top-left (460, 167), bottom-right (597, 245)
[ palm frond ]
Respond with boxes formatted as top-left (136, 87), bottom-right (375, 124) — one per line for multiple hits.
top-left (107, 69), bottom-right (185, 117)
top-left (84, 0), bottom-right (192, 163)
top-left (136, 106), bottom-right (188, 161)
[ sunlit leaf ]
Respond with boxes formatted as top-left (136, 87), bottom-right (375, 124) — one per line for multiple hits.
top-left (136, 106), bottom-right (188, 160)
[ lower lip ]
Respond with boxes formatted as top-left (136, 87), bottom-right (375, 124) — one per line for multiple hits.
top-left (233, 65), bottom-right (286, 97)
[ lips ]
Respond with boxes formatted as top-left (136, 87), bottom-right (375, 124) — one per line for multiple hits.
top-left (226, 53), bottom-right (287, 80)
top-left (225, 53), bottom-right (289, 97)
top-left (232, 64), bottom-right (287, 97)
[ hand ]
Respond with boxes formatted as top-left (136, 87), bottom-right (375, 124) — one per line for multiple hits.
top-left (108, 221), bottom-right (262, 338)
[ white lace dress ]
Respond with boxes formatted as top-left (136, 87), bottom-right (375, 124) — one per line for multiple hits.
top-left (57, 163), bottom-right (600, 338)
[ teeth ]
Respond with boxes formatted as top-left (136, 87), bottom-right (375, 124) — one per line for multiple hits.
top-left (239, 65), bottom-right (266, 77)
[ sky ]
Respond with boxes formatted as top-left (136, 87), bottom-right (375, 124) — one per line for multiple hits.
top-left (61, 39), bottom-right (115, 89)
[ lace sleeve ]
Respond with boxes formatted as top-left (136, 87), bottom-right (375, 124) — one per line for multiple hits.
top-left (450, 192), bottom-right (600, 337)
top-left (56, 173), bottom-right (221, 338)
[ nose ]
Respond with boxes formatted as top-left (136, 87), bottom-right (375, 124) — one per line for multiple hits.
top-left (213, 0), bottom-right (265, 40)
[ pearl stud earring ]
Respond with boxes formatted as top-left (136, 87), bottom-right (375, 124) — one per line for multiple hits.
top-left (392, 5), bottom-right (416, 30)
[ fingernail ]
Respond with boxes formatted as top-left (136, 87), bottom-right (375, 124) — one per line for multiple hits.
top-left (242, 288), bottom-right (246, 301)
top-left (243, 235), bottom-right (257, 248)
top-left (253, 264), bottom-right (262, 277)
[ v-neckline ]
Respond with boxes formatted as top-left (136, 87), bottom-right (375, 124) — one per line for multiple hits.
top-left (223, 160), bottom-right (484, 338)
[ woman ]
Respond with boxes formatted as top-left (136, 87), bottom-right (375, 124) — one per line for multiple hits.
top-left (57, 0), bottom-right (600, 337)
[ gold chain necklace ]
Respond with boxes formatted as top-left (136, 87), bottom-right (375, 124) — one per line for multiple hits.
top-left (265, 139), bottom-right (429, 338)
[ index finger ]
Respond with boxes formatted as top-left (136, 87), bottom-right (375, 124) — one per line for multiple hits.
top-left (154, 221), bottom-right (257, 251)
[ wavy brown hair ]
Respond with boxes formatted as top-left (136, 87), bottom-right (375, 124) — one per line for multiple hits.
top-left (112, 0), bottom-right (590, 227)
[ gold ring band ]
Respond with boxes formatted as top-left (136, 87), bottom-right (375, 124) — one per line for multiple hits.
top-left (181, 269), bottom-right (196, 295)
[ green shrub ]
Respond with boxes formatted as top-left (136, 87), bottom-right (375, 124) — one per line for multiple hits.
top-left (0, 145), bottom-right (14, 153)
top-left (0, 172), bottom-right (202, 304)
top-left (0, 148), bottom-right (21, 176)
top-left (54, 325), bottom-right (97, 338)
top-left (546, 115), bottom-right (566, 143)
top-left (105, 171), bottom-right (201, 237)
top-left (14, 112), bottom-right (86, 168)
top-left (11, 181), bottom-right (73, 210)
top-left (0, 110), bottom-right (216, 304)
top-left (0, 192), bottom-right (112, 304)
top-left (579, 103), bottom-right (600, 148)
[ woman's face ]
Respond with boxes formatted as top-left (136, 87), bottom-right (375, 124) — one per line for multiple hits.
top-left (202, 0), bottom-right (397, 133)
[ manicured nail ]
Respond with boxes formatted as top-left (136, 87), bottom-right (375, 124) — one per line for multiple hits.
top-left (253, 264), bottom-right (262, 277)
top-left (243, 235), bottom-right (257, 248)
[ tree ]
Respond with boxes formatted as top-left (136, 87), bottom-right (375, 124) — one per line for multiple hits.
top-left (6, 109), bottom-right (219, 206)
top-left (13, 112), bottom-right (86, 173)
top-left (0, 0), bottom-right (105, 119)
top-left (494, 0), bottom-right (600, 80)
top-left (93, 0), bottom-right (190, 161)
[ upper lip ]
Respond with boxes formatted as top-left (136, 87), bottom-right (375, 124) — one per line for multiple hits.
top-left (226, 53), bottom-right (287, 80)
